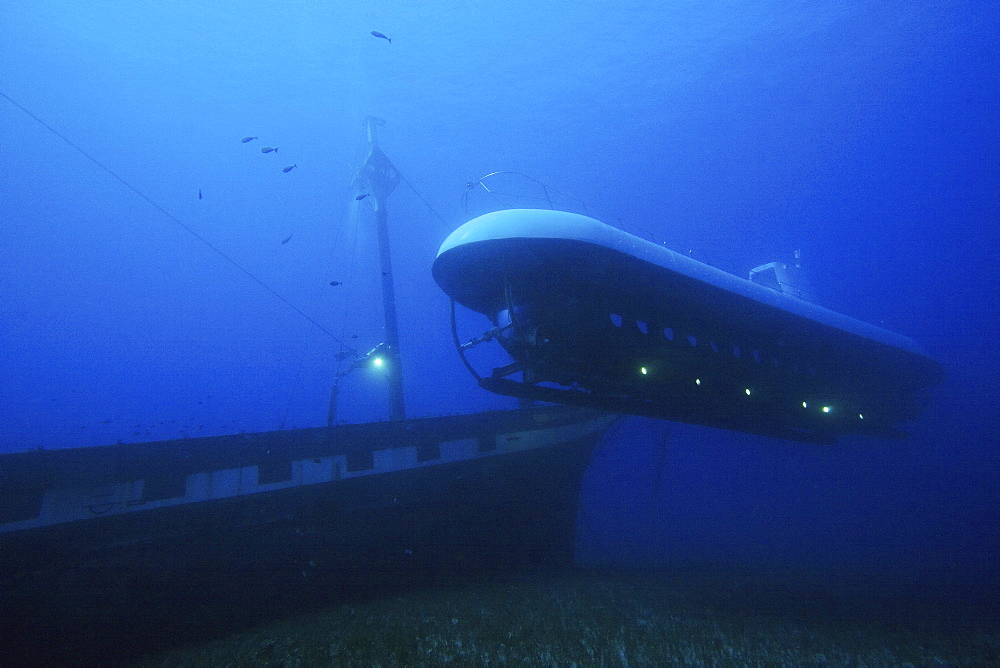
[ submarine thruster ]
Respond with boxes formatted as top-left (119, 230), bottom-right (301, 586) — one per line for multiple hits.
top-left (432, 209), bottom-right (944, 444)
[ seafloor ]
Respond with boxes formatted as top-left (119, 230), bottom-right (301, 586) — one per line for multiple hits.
top-left (138, 566), bottom-right (998, 666)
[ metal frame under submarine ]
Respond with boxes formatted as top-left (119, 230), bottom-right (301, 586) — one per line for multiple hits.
top-left (433, 209), bottom-right (945, 445)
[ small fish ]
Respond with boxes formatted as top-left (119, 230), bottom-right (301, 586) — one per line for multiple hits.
top-left (355, 193), bottom-right (370, 200)
top-left (198, 188), bottom-right (202, 200)
top-left (281, 234), bottom-right (293, 245)
top-left (261, 146), bottom-right (278, 153)
top-left (241, 136), bottom-right (258, 143)
top-left (282, 164), bottom-right (297, 173)
top-left (329, 280), bottom-right (342, 286)
top-left (371, 31), bottom-right (391, 44)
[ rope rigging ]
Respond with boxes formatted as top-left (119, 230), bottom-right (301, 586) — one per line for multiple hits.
top-left (0, 88), bottom-right (349, 348)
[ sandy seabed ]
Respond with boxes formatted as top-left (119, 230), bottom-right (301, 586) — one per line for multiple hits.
top-left (138, 567), bottom-right (998, 667)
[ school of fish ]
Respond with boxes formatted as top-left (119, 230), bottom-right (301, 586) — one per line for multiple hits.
top-left (197, 28), bottom-right (391, 279)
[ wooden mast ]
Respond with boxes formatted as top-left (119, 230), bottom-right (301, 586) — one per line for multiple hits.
top-left (358, 117), bottom-right (406, 420)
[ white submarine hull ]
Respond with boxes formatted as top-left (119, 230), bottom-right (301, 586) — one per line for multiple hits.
top-left (433, 209), bottom-right (944, 444)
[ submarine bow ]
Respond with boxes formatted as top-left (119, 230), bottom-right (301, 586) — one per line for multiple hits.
top-left (432, 209), bottom-right (944, 445)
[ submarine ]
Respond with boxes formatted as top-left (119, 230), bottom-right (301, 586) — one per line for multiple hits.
top-left (433, 209), bottom-right (944, 444)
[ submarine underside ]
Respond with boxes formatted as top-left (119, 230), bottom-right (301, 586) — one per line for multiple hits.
top-left (433, 210), bottom-right (944, 445)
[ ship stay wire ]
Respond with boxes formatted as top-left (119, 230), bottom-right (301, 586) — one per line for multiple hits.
top-left (1, 88), bottom-right (352, 348)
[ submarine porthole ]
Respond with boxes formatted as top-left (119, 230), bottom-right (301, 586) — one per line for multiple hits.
top-left (610, 313), bottom-right (622, 327)
top-left (637, 320), bottom-right (648, 334)
top-left (733, 344), bottom-right (741, 358)
top-left (664, 327), bottom-right (674, 341)
top-left (753, 350), bottom-right (762, 363)
top-left (710, 340), bottom-right (719, 353)
top-left (686, 334), bottom-right (697, 347)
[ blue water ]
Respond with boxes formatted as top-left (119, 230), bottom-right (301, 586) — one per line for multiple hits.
top-left (2, 0), bottom-right (996, 601)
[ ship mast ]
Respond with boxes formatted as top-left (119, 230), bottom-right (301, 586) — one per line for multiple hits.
top-left (357, 117), bottom-right (406, 420)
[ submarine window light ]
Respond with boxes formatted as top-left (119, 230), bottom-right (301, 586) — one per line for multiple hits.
top-left (752, 350), bottom-right (762, 363)
top-left (822, 406), bottom-right (832, 413)
top-left (637, 320), bottom-right (648, 335)
top-left (801, 401), bottom-right (808, 408)
top-left (733, 344), bottom-right (741, 358)
top-left (744, 388), bottom-right (751, 396)
top-left (858, 413), bottom-right (864, 420)
top-left (687, 334), bottom-right (697, 347)
top-left (695, 378), bottom-right (701, 385)
top-left (663, 327), bottom-right (674, 341)
top-left (640, 366), bottom-right (649, 375)
top-left (610, 313), bottom-right (623, 328)
top-left (710, 340), bottom-right (719, 353)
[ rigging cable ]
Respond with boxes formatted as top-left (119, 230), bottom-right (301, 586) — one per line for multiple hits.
top-left (337, 197), bottom-right (364, 368)
top-left (331, 128), bottom-right (372, 374)
top-left (399, 171), bottom-right (451, 232)
top-left (0, 89), bottom-right (347, 348)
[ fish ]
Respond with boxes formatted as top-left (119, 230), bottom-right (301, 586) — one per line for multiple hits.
top-left (282, 164), bottom-right (297, 173)
top-left (371, 30), bottom-right (391, 43)
top-left (329, 280), bottom-right (342, 286)
top-left (241, 136), bottom-right (258, 143)
top-left (198, 188), bottom-right (202, 199)
top-left (355, 193), bottom-right (370, 200)
top-left (261, 146), bottom-right (278, 153)
top-left (281, 234), bottom-right (293, 244)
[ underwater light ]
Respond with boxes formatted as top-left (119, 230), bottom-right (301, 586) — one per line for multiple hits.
top-left (372, 356), bottom-right (385, 368)
top-left (744, 388), bottom-right (751, 396)
top-left (640, 366), bottom-right (648, 375)
top-left (695, 378), bottom-right (701, 385)
top-left (822, 406), bottom-right (831, 413)
top-left (801, 401), bottom-right (808, 408)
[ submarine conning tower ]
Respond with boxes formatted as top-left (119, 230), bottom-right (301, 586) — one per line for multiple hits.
top-left (432, 209), bottom-right (944, 444)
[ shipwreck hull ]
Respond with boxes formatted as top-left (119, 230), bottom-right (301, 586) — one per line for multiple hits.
top-left (0, 405), bottom-right (613, 663)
